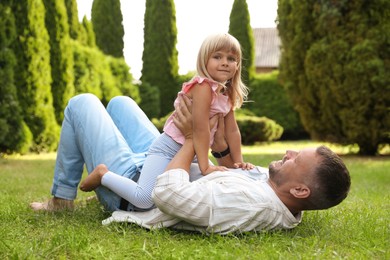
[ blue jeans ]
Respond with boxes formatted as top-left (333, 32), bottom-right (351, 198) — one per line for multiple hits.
top-left (51, 94), bottom-right (160, 211)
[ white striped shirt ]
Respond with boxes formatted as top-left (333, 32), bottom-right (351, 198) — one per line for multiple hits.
top-left (103, 167), bottom-right (301, 234)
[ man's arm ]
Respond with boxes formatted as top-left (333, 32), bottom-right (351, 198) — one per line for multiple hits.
top-left (165, 138), bottom-right (195, 173)
top-left (154, 95), bottom-right (213, 226)
top-left (164, 95), bottom-right (196, 173)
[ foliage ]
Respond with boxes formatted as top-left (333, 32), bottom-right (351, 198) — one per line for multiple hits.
top-left (43, 0), bottom-right (75, 124)
top-left (91, 0), bottom-right (124, 58)
top-left (64, 0), bottom-right (81, 40)
top-left (0, 3), bottom-right (32, 154)
top-left (277, 0), bottom-right (390, 155)
top-left (246, 71), bottom-right (308, 139)
top-left (107, 57), bottom-right (140, 103)
top-left (72, 40), bottom-right (103, 98)
top-left (176, 71), bottom-right (196, 87)
top-left (1, 0), bottom-right (139, 154)
top-left (10, 0), bottom-right (59, 153)
top-left (151, 112), bottom-right (173, 133)
top-left (151, 108), bottom-right (282, 144)
top-left (229, 0), bottom-right (255, 83)
top-left (236, 115), bottom-right (283, 144)
top-left (141, 0), bottom-right (179, 117)
top-left (71, 40), bottom-right (139, 105)
top-left (146, 71), bottom-right (195, 119)
top-left (139, 82), bottom-right (161, 119)
top-left (1, 144), bottom-right (388, 259)
top-left (81, 16), bottom-right (96, 47)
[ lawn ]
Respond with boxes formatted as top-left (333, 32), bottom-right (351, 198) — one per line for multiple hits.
top-left (0, 141), bottom-right (389, 259)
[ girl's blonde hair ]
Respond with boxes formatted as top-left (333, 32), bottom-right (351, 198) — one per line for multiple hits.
top-left (196, 33), bottom-right (249, 109)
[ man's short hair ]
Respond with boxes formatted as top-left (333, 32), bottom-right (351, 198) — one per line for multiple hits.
top-left (306, 146), bottom-right (351, 210)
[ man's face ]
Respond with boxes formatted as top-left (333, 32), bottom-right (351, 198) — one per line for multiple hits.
top-left (269, 148), bottom-right (320, 187)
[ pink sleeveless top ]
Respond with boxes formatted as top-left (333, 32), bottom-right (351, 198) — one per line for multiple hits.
top-left (163, 76), bottom-right (232, 145)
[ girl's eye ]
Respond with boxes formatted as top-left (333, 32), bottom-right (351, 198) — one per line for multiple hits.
top-left (228, 57), bottom-right (237, 62)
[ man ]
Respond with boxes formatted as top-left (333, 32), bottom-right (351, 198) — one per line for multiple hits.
top-left (31, 94), bottom-right (350, 234)
top-left (102, 95), bottom-right (351, 234)
top-left (30, 93), bottom-right (252, 212)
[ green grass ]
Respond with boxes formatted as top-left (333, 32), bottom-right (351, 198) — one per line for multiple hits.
top-left (1, 141), bottom-right (389, 259)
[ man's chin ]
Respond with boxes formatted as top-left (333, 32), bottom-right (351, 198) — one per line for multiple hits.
top-left (269, 160), bottom-right (282, 177)
top-left (269, 160), bottom-right (281, 170)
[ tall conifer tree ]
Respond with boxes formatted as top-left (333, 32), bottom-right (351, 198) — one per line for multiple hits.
top-left (91, 0), bottom-right (124, 57)
top-left (278, 0), bottom-right (389, 155)
top-left (43, 0), bottom-right (75, 123)
top-left (0, 3), bottom-right (32, 154)
top-left (64, 0), bottom-right (81, 40)
top-left (82, 16), bottom-right (96, 47)
top-left (10, 0), bottom-right (59, 152)
top-left (229, 0), bottom-right (255, 83)
top-left (141, 0), bottom-right (179, 116)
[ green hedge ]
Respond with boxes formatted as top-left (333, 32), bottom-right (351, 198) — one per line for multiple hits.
top-left (0, 3), bottom-right (32, 154)
top-left (246, 71), bottom-right (308, 139)
top-left (237, 115), bottom-right (283, 144)
top-left (71, 40), bottom-right (140, 105)
top-left (151, 111), bottom-right (283, 145)
top-left (139, 81), bottom-right (160, 119)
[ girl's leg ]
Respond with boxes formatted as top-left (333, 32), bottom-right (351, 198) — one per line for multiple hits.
top-left (96, 133), bottom-right (181, 209)
top-left (101, 153), bottom-right (172, 209)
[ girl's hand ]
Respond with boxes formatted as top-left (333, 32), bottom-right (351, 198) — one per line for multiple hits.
top-left (233, 162), bottom-right (255, 170)
top-left (211, 114), bottom-right (228, 152)
top-left (203, 165), bottom-right (228, 176)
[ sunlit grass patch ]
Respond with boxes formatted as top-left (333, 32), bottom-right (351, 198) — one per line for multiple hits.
top-left (0, 141), bottom-right (388, 259)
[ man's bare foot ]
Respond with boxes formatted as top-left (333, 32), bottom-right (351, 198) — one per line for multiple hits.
top-left (80, 164), bottom-right (108, 192)
top-left (30, 197), bottom-right (74, 211)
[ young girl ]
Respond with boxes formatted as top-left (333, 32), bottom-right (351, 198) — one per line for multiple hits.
top-left (80, 33), bottom-right (253, 210)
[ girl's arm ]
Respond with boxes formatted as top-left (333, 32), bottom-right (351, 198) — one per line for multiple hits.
top-left (191, 83), bottom-right (227, 175)
top-left (209, 113), bottom-right (236, 167)
top-left (223, 110), bottom-right (254, 170)
top-left (223, 110), bottom-right (243, 163)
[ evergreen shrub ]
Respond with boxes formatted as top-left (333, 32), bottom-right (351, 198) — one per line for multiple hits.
top-left (0, 3), bottom-right (32, 154)
top-left (72, 41), bottom-right (139, 105)
top-left (236, 108), bottom-right (283, 144)
top-left (11, 0), bottom-right (59, 153)
top-left (139, 82), bottom-right (160, 119)
top-left (151, 109), bottom-right (283, 145)
top-left (245, 71), bottom-right (308, 139)
top-left (107, 57), bottom-right (140, 103)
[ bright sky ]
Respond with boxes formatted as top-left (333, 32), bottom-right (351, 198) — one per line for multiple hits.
top-left (77, 0), bottom-right (278, 79)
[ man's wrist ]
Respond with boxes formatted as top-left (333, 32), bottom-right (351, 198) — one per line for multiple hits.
top-left (211, 146), bottom-right (230, 158)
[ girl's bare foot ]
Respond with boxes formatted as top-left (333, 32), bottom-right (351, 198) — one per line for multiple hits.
top-left (30, 197), bottom-right (74, 211)
top-left (80, 164), bottom-right (108, 192)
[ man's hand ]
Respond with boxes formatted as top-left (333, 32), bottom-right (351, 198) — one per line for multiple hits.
top-left (173, 94), bottom-right (193, 139)
top-left (174, 95), bottom-right (219, 139)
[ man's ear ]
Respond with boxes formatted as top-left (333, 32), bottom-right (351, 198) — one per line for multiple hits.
top-left (290, 185), bottom-right (310, 199)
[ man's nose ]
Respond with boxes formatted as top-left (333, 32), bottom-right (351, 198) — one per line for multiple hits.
top-left (285, 150), bottom-right (297, 159)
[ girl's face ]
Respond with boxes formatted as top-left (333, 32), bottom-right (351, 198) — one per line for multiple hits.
top-left (206, 49), bottom-right (238, 83)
